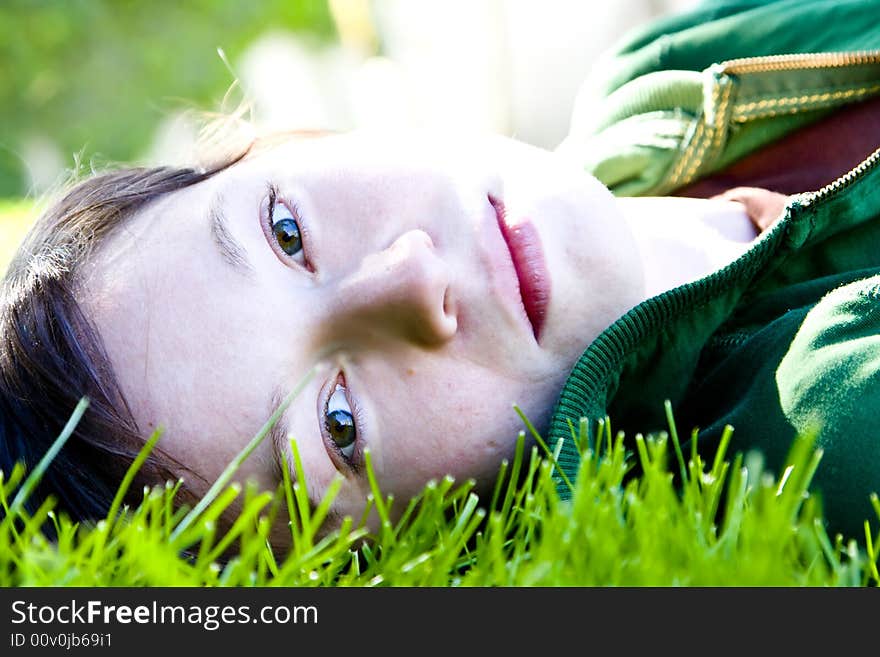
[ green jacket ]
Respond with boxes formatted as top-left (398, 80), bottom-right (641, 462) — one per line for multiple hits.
top-left (549, 0), bottom-right (880, 538)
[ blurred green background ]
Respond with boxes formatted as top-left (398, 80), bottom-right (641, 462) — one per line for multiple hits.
top-left (0, 0), bottom-right (336, 199)
top-left (0, 0), bottom-right (338, 270)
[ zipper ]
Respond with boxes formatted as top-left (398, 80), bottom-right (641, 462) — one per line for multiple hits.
top-left (721, 50), bottom-right (880, 205)
top-left (663, 50), bottom-right (880, 192)
top-left (721, 50), bottom-right (880, 75)
top-left (799, 144), bottom-right (880, 206)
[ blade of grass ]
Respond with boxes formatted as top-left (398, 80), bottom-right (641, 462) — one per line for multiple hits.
top-left (664, 400), bottom-right (688, 485)
top-left (513, 404), bottom-right (573, 493)
top-left (6, 397), bottom-right (89, 521)
top-left (865, 520), bottom-right (880, 584)
top-left (289, 439), bottom-right (314, 546)
top-left (106, 428), bottom-right (163, 527)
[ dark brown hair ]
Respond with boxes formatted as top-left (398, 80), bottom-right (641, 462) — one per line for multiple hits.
top-left (0, 155), bottom-right (247, 527)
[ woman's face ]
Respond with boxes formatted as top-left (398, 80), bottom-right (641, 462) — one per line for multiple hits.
top-left (84, 130), bottom-right (644, 546)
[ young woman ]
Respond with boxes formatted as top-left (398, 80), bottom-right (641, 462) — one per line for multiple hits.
top-left (2, 0), bottom-right (879, 547)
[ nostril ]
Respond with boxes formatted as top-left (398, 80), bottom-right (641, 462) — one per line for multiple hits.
top-left (442, 286), bottom-right (454, 317)
top-left (437, 286), bottom-right (458, 343)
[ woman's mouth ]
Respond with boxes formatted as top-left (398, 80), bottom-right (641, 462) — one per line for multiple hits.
top-left (489, 195), bottom-right (550, 341)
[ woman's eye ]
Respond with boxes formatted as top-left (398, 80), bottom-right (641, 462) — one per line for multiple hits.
top-left (325, 383), bottom-right (357, 460)
top-left (270, 196), bottom-right (304, 260)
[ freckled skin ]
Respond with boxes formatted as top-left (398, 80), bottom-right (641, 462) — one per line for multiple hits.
top-left (84, 130), bottom-right (646, 547)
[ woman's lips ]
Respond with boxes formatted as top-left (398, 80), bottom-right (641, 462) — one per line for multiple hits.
top-left (488, 195), bottom-right (550, 341)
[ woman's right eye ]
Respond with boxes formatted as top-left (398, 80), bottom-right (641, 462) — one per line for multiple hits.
top-left (268, 190), bottom-right (308, 267)
top-left (325, 383), bottom-right (358, 462)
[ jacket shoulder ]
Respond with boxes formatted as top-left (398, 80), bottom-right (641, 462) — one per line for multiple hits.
top-left (778, 274), bottom-right (880, 433)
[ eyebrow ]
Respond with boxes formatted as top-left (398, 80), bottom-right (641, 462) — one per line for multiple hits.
top-left (209, 190), bottom-right (255, 277)
top-left (268, 386), bottom-right (294, 486)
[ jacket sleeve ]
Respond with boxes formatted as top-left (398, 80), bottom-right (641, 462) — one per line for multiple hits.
top-left (557, 0), bottom-right (880, 196)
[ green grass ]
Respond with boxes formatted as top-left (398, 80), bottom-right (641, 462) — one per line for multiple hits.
top-left (2, 395), bottom-right (878, 587)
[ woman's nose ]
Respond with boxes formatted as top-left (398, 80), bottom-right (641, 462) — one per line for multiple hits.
top-left (330, 229), bottom-right (458, 346)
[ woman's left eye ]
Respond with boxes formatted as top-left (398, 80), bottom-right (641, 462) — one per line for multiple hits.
top-left (268, 191), bottom-right (306, 265)
top-left (325, 383), bottom-right (357, 461)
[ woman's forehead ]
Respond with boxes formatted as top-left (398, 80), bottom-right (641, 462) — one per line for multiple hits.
top-left (240, 128), bottom-right (493, 175)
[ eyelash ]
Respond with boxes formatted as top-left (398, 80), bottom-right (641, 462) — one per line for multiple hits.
top-left (320, 372), bottom-right (366, 472)
top-left (264, 184), bottom-right (315, 271)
